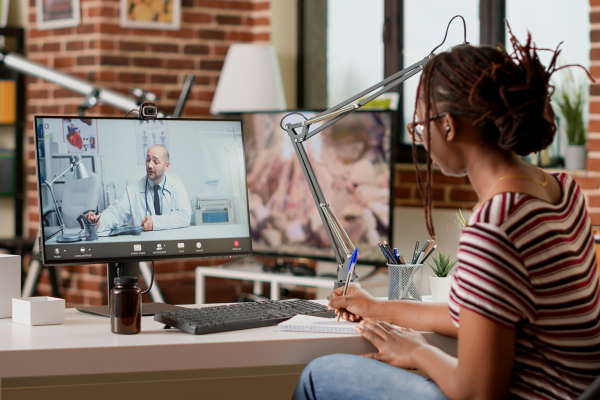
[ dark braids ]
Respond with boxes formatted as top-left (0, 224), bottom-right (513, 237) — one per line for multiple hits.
top-left (412, 26), bottom-right (594, 240)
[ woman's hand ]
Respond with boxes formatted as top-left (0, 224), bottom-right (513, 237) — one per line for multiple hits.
top-left (356, 320), bottom-right (429, 370)
top-left (328, 284), bottom-right (379, 322)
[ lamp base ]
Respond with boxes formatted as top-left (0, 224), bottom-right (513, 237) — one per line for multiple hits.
top-left (56, 234), bottom-right (82, 243)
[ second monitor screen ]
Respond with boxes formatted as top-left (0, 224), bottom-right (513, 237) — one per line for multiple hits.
top-left (240, 111), bottom-right (393, 264)
top-left (36, 117), bottom-right (251, 265)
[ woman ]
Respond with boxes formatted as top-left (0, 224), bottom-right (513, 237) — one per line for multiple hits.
top-left (292, 31), bottom-right (600, 400)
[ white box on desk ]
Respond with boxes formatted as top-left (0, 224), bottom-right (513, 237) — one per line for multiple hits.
top-left (0, 254), bottom-right (21, 318)
top-left (12, 297), bottom-right (65, 326)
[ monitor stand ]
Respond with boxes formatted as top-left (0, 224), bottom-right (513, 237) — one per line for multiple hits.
top-left (76, 262), bottom-right (188, 317)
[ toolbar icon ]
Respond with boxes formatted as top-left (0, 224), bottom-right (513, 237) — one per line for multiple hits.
top-left (177, 243), bottom-right (184, 249)
top-left (134, 244), bottom-right (141, 251)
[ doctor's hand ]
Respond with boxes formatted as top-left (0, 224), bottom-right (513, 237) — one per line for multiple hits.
top-left (328, 284), bottom-right (379, 322)
top-left (142, 216), bottom-right (154, 231)
top-left (356, 321), bottom-right (429, 370)
top-left (85, 211), bottom-right (100, 223)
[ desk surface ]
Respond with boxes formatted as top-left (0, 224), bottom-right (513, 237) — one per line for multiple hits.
top-left (0, 301), bottom-right (457, 379)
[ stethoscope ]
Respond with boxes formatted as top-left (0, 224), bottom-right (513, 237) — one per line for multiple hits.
top-left (144, 176), bottom-right (174, 216)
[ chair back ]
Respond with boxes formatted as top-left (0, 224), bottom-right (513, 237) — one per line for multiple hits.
top-left (61, 171), bottom-right (101, 228)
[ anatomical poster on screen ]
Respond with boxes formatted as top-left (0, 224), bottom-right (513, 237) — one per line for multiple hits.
top-left (135, 119), bottom-right (170, 165)
top-left (61, 118), bottom-right (99, 154)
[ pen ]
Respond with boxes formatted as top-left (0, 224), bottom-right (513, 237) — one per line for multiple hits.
top-left (339, 248), bottom-right (358, 321)
top-left (421, 245), bottom-right (438, 264)
top-left (423, 240), bottom-right (435, 255)
top-left (378, 242), bottom-right (396, 264)
top-left (419, 240), bottom-right (430, 254)
top-left (412, 241), bottom-right (420, 264)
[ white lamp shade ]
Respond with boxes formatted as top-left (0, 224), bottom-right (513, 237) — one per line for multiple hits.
top-left (210, 44), bottom-right (287, 115)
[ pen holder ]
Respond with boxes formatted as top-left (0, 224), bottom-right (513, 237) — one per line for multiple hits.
top-left (387, 263), bottom-right (423, 301)
top-left (84, 223), bottom-right (98, 241)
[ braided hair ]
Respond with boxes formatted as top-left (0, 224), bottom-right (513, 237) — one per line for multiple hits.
top-left (412, 26), bottom-right (593, 239)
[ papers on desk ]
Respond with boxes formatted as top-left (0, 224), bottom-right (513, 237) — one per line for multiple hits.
top-left (278, 315), bottom-right (360, 335)
top-left (97, 230), bottom-right (110, 237)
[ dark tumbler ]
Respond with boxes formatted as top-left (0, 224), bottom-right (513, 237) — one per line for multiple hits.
top-left (111, 276), bottom-right (141, 334)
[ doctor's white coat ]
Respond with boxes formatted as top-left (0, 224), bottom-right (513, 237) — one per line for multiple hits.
top-left (98, 174), bottom-right (191, 232)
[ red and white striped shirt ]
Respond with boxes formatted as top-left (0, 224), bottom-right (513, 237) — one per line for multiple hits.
top-left (449, 172), bottom-right (600, 400)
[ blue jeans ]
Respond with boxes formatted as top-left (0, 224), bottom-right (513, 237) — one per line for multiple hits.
top-left (292, 354), bottom-right (450, 400)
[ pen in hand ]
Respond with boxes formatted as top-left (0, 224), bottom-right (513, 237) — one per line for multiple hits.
top-left (338, 248), bottom-right (358, 322)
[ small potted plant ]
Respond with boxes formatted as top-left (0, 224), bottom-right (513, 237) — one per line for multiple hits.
top-left (428, 253), bottom-right (457, 302)
top-left (553, 68), bottom-right (588, 170)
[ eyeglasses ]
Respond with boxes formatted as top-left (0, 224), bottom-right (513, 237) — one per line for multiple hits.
top-left (406, 112), bottom-right (447, 144)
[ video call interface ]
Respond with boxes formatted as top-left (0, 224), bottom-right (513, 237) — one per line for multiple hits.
top-left (35, 117), bottom-right (252, 265)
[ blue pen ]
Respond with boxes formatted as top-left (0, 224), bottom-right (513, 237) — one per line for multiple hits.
top-left (380, 244), bottom-right (396, 264)
top-left (339, 248), bottom-right (359, 321)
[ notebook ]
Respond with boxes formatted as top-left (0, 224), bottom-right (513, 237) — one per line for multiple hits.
top-left (278, 314), bottom-right (360, 334)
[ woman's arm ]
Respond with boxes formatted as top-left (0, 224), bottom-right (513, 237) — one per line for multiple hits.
top-left (328, 284), bottom-right (458, 337)
top-left (411, 307), bottom-right (515, 400)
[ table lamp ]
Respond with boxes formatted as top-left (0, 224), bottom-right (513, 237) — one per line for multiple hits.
top-left (210, 44), bottom-right (287, 115)
top-left (45, 155), bottom-right (89, 243)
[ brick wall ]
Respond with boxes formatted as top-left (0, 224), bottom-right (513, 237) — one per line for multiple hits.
top-left (26, 0), bottom-right (270, 306)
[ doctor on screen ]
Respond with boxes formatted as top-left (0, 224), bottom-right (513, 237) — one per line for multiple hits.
top-left (87, 145), bottom-right (191, 232)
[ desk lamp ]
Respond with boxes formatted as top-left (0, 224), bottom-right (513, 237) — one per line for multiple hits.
top-left (281, 16), bottom-right (468, 290)
top-left (45, 155), bottom-right (89, 243)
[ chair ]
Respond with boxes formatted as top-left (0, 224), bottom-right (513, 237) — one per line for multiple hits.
top-left (43, 171), bottom-right (101, 229)
top-left (579, 375), bottom-right (600, 400)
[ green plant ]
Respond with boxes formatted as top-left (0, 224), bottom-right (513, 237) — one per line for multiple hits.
top-left (455, 209), bottom-right (468, 229)
top-left (428, 253), bottom-right (457, 278)
top-left (553, 68), bottom-right (587, 146)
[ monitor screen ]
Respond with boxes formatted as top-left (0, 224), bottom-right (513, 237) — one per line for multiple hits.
top-left (236, 110), bottom-right (393, 265)
top-left (35, 116), bottom-right (252, 266)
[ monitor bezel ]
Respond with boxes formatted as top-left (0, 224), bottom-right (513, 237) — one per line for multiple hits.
top-left (34, 115), bottom-right (253, 267)
top-left (229, 109), bottom-right (397, 267)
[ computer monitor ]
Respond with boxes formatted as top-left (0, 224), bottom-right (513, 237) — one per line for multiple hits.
top-left (233, 110), bottom-right (394, 266)
top-left (34, 116), bottom-right (252, 266)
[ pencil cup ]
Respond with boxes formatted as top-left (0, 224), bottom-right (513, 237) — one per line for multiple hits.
top-left (387, 263), bottom-right (423, 301)
top-left (84, 223), bottom-right (98, 241)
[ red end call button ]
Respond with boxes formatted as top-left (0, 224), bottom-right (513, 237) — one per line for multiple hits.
top-left (234, 240), bottom-right (239, 247)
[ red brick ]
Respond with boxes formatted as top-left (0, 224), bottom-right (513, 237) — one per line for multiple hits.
top-left (252, 33), bottom-right (269, 41)
top-left (252, 2), bottom-right (269, 10)
top-left (54, 57), bottom-right (74, 68)
top-left (42, 42), bottom-right (60, 52)
top-left (76, 279), bottom-right (104, 291)
top-left (28, 90), bottom-right (48, 99)
top-left (30, 30), bottom-right (49, 38)
top-left (591, 49), bottom-right (600, 61)
top-left (592, 11), bottom-right (600, 23)
top-left (88, 71), bottom-right (118, 82)
top-left (194, 91), bottom-right (214, 101)
top-left (134, 57), bottom-right (163, 68)
top-left (77, 24), bottom-right (95, 34)
top-left (227, 31), bottom-right (252, 42)
top-left (88, 6), bottom-right (117, 17)
top-left (120, 41), bottom-right (146, 51)
top-left (588, 139), bottom-right (600, 152)
top-left (587, 158), bottom-right (600, 172)
top-left (53, 28), bottom-right (73, 36)
top-left (394, 186), bottom-right (411, 199)
top-left (200, 60), bottom-right (223, 71)
top-left (77, 56), bottom-right (95, 66)
top-left (591, 30), bottom-right (600, 42)
top-left (54, 88), bottom-right (76, 98)
top-left (90, 40), bottom-right (115, 50)
top-left (182, 106), bottom-right (211, 116)
top-left (183, 12), bottom-right (212, 23)
top-left (432, 173), bottom-right (469, 185)
top-left (415, 187), bottom-right (445, 201)
top-left (450, 189), bottom-right (478, 202)
top-left (589, 120), bottom-right (600, 133)
top-left (198, 29), bottom-right (226, 40)
top-left (99, 55), bottom-right (129, 66)
top-left (41, 105), bottom-right (60, 113)
top-left (215, 45), bottom-right (229, 55)
top-left (589, 195), bottom-right (600, 208)
top-left (182, 0), bottom-right (193, 6)
top-left (590, 101), bottom-right (600, 114)
top-left (573, 176), bottom-right (600, 189)
top-left (65, 293), bottom-right (84, 306)
top-left (184, 44), bottom-right (209, 55)
top-left (119, 72), bottom-right (146, 84)
top-left (151, 74), bottom-right (179, 84)
top-left (592, 0), bottom-right (600, 7)
top-left (165, 28), bottom-right (195, 38)
top-left (150, 43), bottom-right (179, 53)
top-left (196, 0), bottom-right (252, 10)
top-left (66, 41), bottom-right (84, 51)
top-left (248, 17), bottom-right (269, 26)
top-left (216, 15), bottom-right (242, 25)
top-left (166, 59), bottom-right (194, 69)
top-left (98, 23), bottom-right (127, 35)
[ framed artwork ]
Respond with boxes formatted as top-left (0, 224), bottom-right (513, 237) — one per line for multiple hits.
top-left (0, 0), bottom-right (9, 28)
top-left (120, 0), bottom-right (181, 31)
top-left (35, 0), bottom-right (81, 30)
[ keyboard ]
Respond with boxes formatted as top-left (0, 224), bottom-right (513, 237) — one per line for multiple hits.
top-left (154, 299), bottom-right (336, 335)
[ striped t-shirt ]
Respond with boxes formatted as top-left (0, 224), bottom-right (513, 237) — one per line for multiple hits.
top-left (449, 172), bottom-right (600, 399)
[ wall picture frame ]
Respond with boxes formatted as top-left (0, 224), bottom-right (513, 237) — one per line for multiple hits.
top-left (120, 0), bottom-right (181, 31)
top-left (35, 0), bottom-right (81, 30)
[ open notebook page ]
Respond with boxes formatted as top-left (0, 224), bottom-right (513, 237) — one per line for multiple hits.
top-left (278, 314), bottom-right (360, 335)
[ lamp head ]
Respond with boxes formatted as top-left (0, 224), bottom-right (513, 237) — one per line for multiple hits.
top-left (72, 156), bottom-right (89, 180)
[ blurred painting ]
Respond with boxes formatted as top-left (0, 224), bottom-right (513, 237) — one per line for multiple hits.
top-left (120, 0), bottom-right (181, 30)
top-left (35, 0), bottom-right (80, 30)
top-left (240, 111), bottom-right (394, 264)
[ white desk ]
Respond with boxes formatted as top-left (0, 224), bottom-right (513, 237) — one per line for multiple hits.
top-left (0, 301), bottom-right (457, 400)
